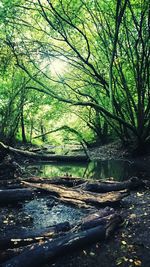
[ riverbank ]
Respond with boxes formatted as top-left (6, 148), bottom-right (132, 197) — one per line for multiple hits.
top-left (88, 141), bottom-right (150, 162)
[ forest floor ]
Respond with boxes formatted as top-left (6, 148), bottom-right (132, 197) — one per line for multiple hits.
top-left (89, 141), bottom-right (130, 160)
top-left (46, 189), bottom-right (150, 267)
top-left (88, 141), bottom-right (150, 162)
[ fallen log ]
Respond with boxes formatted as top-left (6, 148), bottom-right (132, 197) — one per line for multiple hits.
top-left (0, 179), bottom-right (21, 186)
top-left (0, 179), bottom-right (23, 190)
top-left (0, 142), bottom-right (89, 162)
top-left (49, 195), bottom-right (93, 209)
top-left (0, 247), bottom-right (28, 264)
top-left (81, 207), bottom-right (116, 230)
top-left (0, 222), bottom-right (70, 250)
top-left (79, 177), bottom-right (144, 193)
top-left (25, 176), bottom-right (85, 187)
top-left (0, 188), bottom-right (35, 204)
top-left (0, 184), bottom-right (23, 190)
top-left (25, 176), bottom-right (144, 192)
top-left (22, 181), bottom-right (129, 207)
top-left (1, 214), bottom-right (121, 267)
top-left (0, 207), bottom-right (116, 263)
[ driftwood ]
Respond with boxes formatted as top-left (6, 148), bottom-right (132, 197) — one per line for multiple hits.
top-left (25, 176), bottom-right (144, 192)
top-left (0, 179), bottom-right (21, 186)
top-left (0, 188), bottom-right (35, 204)
top-left (1, 212), bottom-right (121, 267)
top-left (0, 208), bottom-right (115, 250)
top-left (79, 177), bottom-right (144, 193)
top-left (81, 207), bottom-right (116, 230)
top-left (0, 184), bottom-right (23, 190)
top-left (25, 176), bottom-right (84, 187)
top-left (22, 181), bottom-right (129, 207)
top-left (0, 247), bottom-right (29, 264)
top-left (0, 142), bottom-right (89, 162)
top-left (0, 179), bottom-right (23, 190)
top-left (0, 207), bottom-right (115, 263)
top-left (0, 222), bottom-right (70, 250)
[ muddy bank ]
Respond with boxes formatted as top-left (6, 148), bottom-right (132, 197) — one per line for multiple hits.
top-left (88, 141), bottom-right (150, 162)
top-left (89, 142), bottom-right (130, 161)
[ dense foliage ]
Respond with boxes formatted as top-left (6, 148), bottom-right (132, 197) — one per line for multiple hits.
top-left (0, 0), bottom-right (149, 151)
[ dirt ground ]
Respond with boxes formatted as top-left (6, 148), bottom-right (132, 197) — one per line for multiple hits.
top-left (89, 142), bottom-right (130, 161)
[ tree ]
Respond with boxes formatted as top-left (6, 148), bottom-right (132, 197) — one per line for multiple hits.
top-left (1, 0), bottom-right (149, 151)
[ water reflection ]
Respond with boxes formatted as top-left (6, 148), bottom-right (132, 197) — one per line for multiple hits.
top-left (27, 159), bottom-right (149, 181)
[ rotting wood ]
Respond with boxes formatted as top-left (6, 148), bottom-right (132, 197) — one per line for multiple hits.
top-left (0, 222), bottom-right (70, 250)
top-left (0, 247), bottom-right (28, 264)
top-left (24, 176), bottom-right (145, 192)
top-left (0, 142), bottom-right (89, 162)
top-left (80, 207), bottom-right (116, 230)
top-left (78, 177), bottom-right (145, 193)
top-left (0, 184), bottom-right (23, 190)
top-left (25, 176), bottom-right (85, 187)
top-left (0, 188), bottom-right (35, 204)
top-left (0, 208), bottom-right (115, 263)
top-left (22, 181), bottom-right (129, 207)
top-left (0, 179), bottom-right (21, 186)
top-left (1, 213), bottom-right (121, 267)
top-left (51, 195), bottom-right (93, 209)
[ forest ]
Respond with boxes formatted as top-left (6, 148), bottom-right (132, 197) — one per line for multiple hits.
top-left (0, 1), bottom-right (150, 267)
top-left (0, 0), bottom-right (149, 151)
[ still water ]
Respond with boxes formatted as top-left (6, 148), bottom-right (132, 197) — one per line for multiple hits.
top-left (27, 159), bottom-right (149, 181)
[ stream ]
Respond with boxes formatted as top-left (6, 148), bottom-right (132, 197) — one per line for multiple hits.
top-left (26, 159), bottom-right (150, 181)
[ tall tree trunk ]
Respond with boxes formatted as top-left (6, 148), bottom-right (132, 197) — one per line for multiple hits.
top-left (21, 107), bottom-right (27, 143)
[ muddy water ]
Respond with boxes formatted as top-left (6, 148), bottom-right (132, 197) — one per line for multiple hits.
top-left (26, 159), bottom-right (150, 181)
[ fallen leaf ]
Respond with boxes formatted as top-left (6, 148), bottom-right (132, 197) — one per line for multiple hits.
top-left (130, 214), bottom-right (136, 219)
top-left (121, 240), bottom-right (127, 245)
top-left (83, 250), bottom-right (87, 255)
top-left (89, 252), bottom-right (95, 256)
top-left (137, 192), bottom-right (143, 197)
top-left (3, 219), bottom-right (9, 224)
top-left (134, 259), bottom-right (142, 266)
top-left (116, 257), bottom-right (123, 265)
top-left (123, 257), bottom-right (128, 262)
